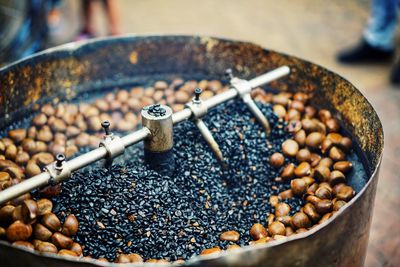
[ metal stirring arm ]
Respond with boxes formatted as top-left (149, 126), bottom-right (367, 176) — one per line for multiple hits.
top-left (186, 88), bottom-right (225, 165)
top-left (0, 66), bottom-right (290, 205)
top-left (228, 70), bottom-right (272, 135)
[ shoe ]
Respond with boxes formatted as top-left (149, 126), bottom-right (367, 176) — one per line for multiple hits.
top-left (337, 39), bottom-right (394, 64)
top-left (390, 61), bottom-right (400, 85)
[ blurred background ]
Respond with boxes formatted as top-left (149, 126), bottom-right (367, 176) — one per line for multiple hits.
top-left (0, 0), bottom-right (399, 266)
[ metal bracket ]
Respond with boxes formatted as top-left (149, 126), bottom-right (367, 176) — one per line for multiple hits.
top-left (99, 121), bottom-right (125, 165)
top-left (227, 69), bottom-right (271, 135)
top-left (44, 154), bottom-right (71, 185)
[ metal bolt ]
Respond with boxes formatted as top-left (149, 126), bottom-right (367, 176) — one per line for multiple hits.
top-left (55, 154), bottom-right (65, 168)
top-left (102, 121), bottom-right (111, 136)
top-left (194, 88), bottom-right (202, 102)
top-left (148, 104), bottom-right (166, 117)
top-left (225, 68), bottom-right (234, 80)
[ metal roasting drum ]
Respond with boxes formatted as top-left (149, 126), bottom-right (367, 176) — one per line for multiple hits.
top-left (0, 35), bottom-right (384, 267)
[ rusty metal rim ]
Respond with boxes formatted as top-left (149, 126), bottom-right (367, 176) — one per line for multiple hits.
top-left (0, 35), bottom-right (384, 266)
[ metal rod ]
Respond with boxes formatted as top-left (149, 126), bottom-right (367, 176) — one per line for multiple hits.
top-left (248, 66), bottom-right (290, 88)
top-left (172, 66), bottom-right (290, 124)
top-left (121, 127), bottom-right (151, 147)
top-left (0, 173), bottom-right (50, 204)
top-left (0, 127), bottom-right (151, 205)
top-left (0, 66), bottom-right (290, 205)
top-left (172, 108), bottom-right (192, 124)
top-left (194, 119), bottom-right (225, 163)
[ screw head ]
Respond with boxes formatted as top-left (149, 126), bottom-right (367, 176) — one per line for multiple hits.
top-left (225, 68), bottom-right (234, 79)
top-left (194, 88), bottom-right (202, 101)
top-left (55, 154), bottom-right (65, 168)
top-left (102, 121), bottom-right (111, 135)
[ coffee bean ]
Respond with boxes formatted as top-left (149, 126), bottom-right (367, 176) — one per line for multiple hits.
top-left (35, 152), bottom-right (55, 168)
top-left (296, 148), bottom-right (311, 162)
top-left (34, 223), bottom-right (53, 241)
top-left (21, 199), bottom-right (38, 224)
top-left (269, 153), bottom-right (284, 168)
top-left (33, 114), bottom-right (47, 127)
top-left (268, 221), bottom-right (286, 236)
top-left (42, 213), bottom-right (61, 232)
top-left (26, 161), bottom-right (41, 178)
top-left (70, 242), bottom-right (83, 256)
top-left (315, 199), bottom-right (333, 214)
top-left (336, 185), bottom-right (355, 201)
top-left (275, 203), bottom-right (290, 217)
top-left (318, 109), bottom-right (332, 123)
top-left (290, 178), bottom-right (307, 196)
top-left (273, 105), bottom-right (286, 118)
top-left (15, 151), bottom-right (30, 166)
top-left (269, 195), bottom-right (279, 207)
top-left (200, 247), bottom-right (221, 255)
top-left (276, 216), bottom-right (292, 226)
top-left (301, 118), bottom-right (317, 133)
top-left (306, 195), bottom-right (321, 206)
top-left (281, 163), bottom-right (295, 180)
top-left (301, 176), bottom-right (315, 186)
top-left (51, 119), bottom-right (67, 133)
top-left (0, 205), bottom-right (15, 225)
top-left (325, 118), bottom-right (340, 133)
top-left (37, 127), bottom-right (53, 143)
top-left (294, 129), bottom-right (306, 147)
top-left (291, 212), bottom-right (311, 229)
top-left (303, 203), bottom-right (320, 222)
top-left (249, 223), bottom-right (268, 240)
top-left (6, 220), bottom-right (32, 242)
top-left (313, 165), bottom-right (330, 182)
top-left (249, 236), bottom-right (271, 245)
top-left (333, 200), bottom-right (347, 211)
top-left (320, 138), bottom-right (333, 154)
top-left (52, 232), bottom-right (73, 249)
top-left (310, 153), bottom-right (321, 167)
top-left (319, 157), bottom-right (333, 168)
top-left (175, 91), bottom-right (190, 104)
top-left (5, 144), bottom-right (17, 161)
top-left (37, 199), bottom-right (53, 216)
top-left (333, 161), bottom-right (353, 173)
top-left (294, 162), bottom-right (311, 177)
top-left (272, 94), bottom-right (289, 106)
top-left (58, 249), bottom-right (78, 257)
top-left (62, 214), bottom-right (78, 236)
top-left (305, 132), bottom-right (324, 150)
top-left (285, 226), bottom-right (295, 236)
top-left (286, 109), bottom-right (301, 121)
top-left (282, 139), bottom-right (299, 157)
top-left (290, 100), bottom-right (305, 113)
top-left (8, 129), bottom-right (26, 144)
top-left (326, 133), bottom-right (342, 145)
top-left (219, 230), bottom-right (240, 242)
top-left (278, 189), bottom-right (293, 200)
top-left (329, 146), bottom-right (346, 161)
top-left (36, 241), bottom-right (58, 254)
top-left (329, 170), bottom-right (346, 186)
top-left (315, 187), bottom-right (332, 200)
top-left (339, 137), bottom-right (352, 151)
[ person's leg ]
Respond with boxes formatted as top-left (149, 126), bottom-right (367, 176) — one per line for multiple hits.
top-left (337, 0), bottom-right (397, 63)
top-left (76, 0), bottom-right (96, 40)
top-left (103, 0), bottom-right (122, 36)
top-left (364, 0), bottom-right (398, 51)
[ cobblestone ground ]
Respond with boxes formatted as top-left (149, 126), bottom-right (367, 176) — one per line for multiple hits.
top-left (54, 1), bottom-right (400, 266)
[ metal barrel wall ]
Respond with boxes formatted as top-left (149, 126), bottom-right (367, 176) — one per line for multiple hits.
top-left (0, 35), bottom-right (383, 267)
